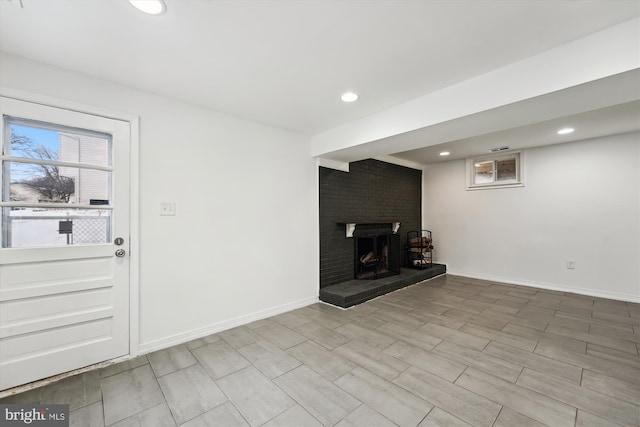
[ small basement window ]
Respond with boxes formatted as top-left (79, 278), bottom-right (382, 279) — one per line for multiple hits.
top-left (466, 151), bottom-right (523, 190)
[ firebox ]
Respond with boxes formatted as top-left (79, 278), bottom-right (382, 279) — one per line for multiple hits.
top-left (354, 233), bottom-right (401, 279)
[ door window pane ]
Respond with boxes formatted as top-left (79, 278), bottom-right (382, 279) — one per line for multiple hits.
top-left (4, 162), bottom-right (111, 205)
top-left (2, 207), bottom-right (111, 248)
top-left (6, 123), bottom-right (111, 167)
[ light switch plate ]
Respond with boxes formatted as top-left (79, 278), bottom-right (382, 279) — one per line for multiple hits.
top-left (160, 202), bottom-right (176, 216)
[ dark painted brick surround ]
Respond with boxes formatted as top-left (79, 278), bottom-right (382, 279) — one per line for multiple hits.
top-left (319, 159), bottom-right (422, 288)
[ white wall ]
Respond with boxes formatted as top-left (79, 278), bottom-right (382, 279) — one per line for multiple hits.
top-left (0, 53), bottom-right (319, 351)
top-left (423, 132), bottom-right (640, 302)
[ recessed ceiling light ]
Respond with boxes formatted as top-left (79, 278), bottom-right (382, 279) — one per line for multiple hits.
top-left (439, 151), bottom-right (450, 156)
top-left (557, 127), bottom-right (574, 135)
top-left (129, 0), bottom-right (166, 15)
top-left (341, 92), bottom-right (358, 103)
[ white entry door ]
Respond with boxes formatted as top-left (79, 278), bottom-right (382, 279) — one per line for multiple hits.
top-left (0, 97), bottom-right (130, 391)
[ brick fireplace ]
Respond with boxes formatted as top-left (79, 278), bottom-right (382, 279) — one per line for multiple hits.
top-left (319, 159), bottom-right (422, 288)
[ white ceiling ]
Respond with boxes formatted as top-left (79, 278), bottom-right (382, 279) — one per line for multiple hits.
top-left (0, 0), bottom-right (639, 164)
top-left (392, 100), bottom-right (640, 165)
top-left (325, 69), bottom-right (640, 164)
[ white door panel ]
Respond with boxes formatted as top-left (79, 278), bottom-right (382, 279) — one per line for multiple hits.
top-left (1, 288), bottom-right (114, 337)
top-left (0, 96), bottom-right (130, 390)
top-left (1, 319), bottom-right (115, 390)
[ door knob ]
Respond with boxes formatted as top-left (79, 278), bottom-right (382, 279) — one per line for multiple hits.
top-left (115, 249), bottom-right (126, 257)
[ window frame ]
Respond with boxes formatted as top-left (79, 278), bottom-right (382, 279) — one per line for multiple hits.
top-left (1, 115), bottom-right (115, 248)
top-left (465, 150), bottom-right (524, 190)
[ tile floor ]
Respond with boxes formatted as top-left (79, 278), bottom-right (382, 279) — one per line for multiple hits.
top-left (2, 274), bottom-right (639, 426)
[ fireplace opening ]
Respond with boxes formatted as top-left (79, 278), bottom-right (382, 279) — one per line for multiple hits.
top-left (355, 234), bottom-right (401, 280)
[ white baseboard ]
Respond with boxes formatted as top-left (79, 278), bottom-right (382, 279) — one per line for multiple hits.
top-left (137, 296), bottom-right (319, 355)
top-left (446, 270), bottom-right (640, 303)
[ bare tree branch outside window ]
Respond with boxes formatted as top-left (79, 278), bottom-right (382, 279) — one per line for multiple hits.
top-left (10, 133), bottom-right (75, 203)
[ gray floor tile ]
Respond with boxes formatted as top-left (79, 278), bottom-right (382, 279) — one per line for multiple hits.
top-left (418, 323), bottom-right (489, 351)
top-left (245, 318), bottom-right (276, 330)
top-left (353, 301), bottom-right (400, 317)
top-left (286, 340), bottom-right (356, 381)
top-left (433, 340), bottom-right (522, 383)
top-left (344, 315), bottom-right (388, 330)
top-left (505, 315), bottom-right (548, 331)
top-left (219, 326), bottom-right (261, 349)
top-left (575, 410), bottom-right (623, 427)
top-left (408, 311), bottom-right (466, 330)
top-left (148, 344), bottom-right (197, 377)
top-left (334, 323), bottom-right (396, 351)
top-left (191, 340), bottom-right (250, 380)
top-left (271, 310), bottom-right (313, 329)
top-left (492, 407), bottom-right (546, 427)
top-left (393, 366), bottom-right (501, 427)
top-left (185, 334), bottom-right (221, 350)
top-left (517, 368), bottom-right (640, 427)
top-left (368, 307), bottom-right (425, 329)
top-left (69, 401), bottom-right (104, 427)
top-left (477, 291), bottom-right (528, 306)
top-left (335, 405), bottom-right (397, 427)
top-left (376, 321), bottom-right (443, 351)
top-left (459, 323), bottom-right (537, 352)
top-left (586, 343), bottom-right (640, 369)
top-left (100, 356), bottom-right (149, 379)
top-left (581, 369), bottom-right (640, 404)
top-left (335, 367), bottom-right (432, 427)
top-left (462, 298), bottom-right (519, 314)
top-left (39, 370), bottom-right (102, 411)
top-left (440, 308), bottom-right (475, 323)
top-left (591, 310), bottom-right (640, 328)
top-left (383, 340), bottom-right (466, 382)
top-left (261, 405), bottom-right (323, 427)
top-left (157, 364), bottom-right (227, 425)
top-left (253, 322), bottom-right (307, 350)
top-left (217, 366), bottom-right (294, 427)
top-left (418, 407), bottom-right (471, 427)
top-left (516, 306), bottom-right (557, 322)
top-left (483, 341), bottom-right (582, 384)
top-left (237, 340), bottom-right (301, 379)
top-left (535, 341), bottom-right (640, 385)
top-left (547, 313), bottom-right (591, 332)
top-left (294, 321), bottom-right (351, 350)
top-left (297, 306), bottom-right (349, 330)
top-left (455, 368), bottom-right (576, 427)
top-left (503, 323), bottom-right (588, 353)
top-left (335, 340), bottom-right (409, 381)
top-left (109, 403), bottom-right (176, 427)
top-left (546, 324), bottom-right (638, 354)
top-left (472, 310), bottom-right (520, 330)
top-left (0, 386), bottom-right (41, 404)
top-left (407, 301), bottom-right (449, 315)
top-left (274, 365), bottom-right (361, 427)
top-left (309, 302), bottom-right (346, 314)
top-left (590, 323), bottom-right (640, 344)
top-left (101, 364), bottom-right (165, 426)
top-left (180, 401), bottom-right (249, 427)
